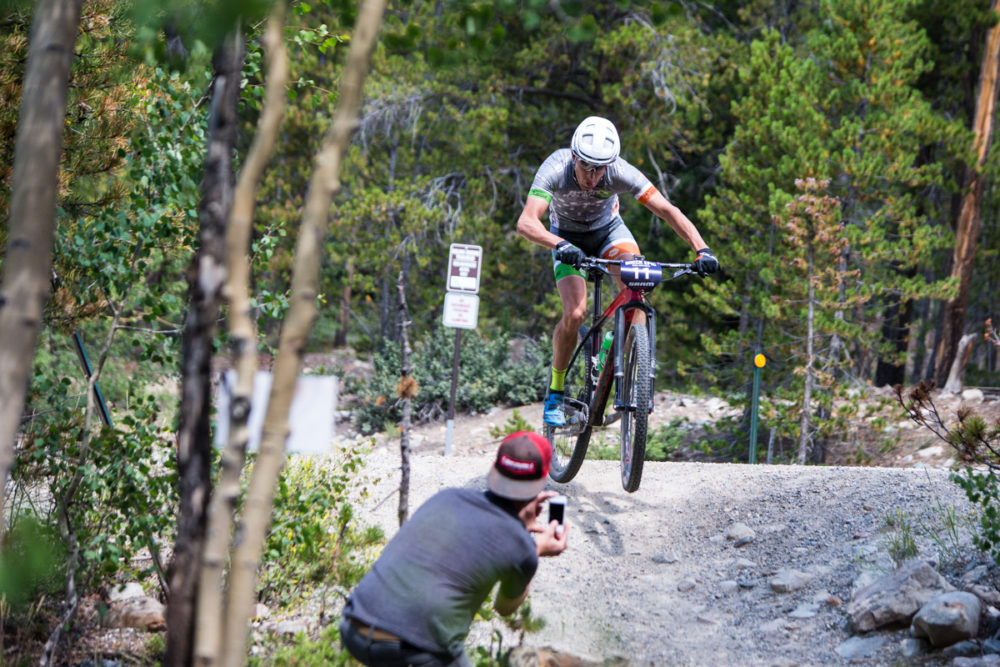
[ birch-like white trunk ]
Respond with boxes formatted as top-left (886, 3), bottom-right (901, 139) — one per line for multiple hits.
top-left (218, 1), bottom-right (388, 663)
top-left (192, 6), bottom-right (288, 666)
top-left (0, 0), bottom-right (82, 532)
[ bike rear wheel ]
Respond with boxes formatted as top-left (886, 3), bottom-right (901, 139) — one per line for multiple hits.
top-left (620, 321), bottom-right (651, 492)
top-left (546, 342), bottom-right (593, 484)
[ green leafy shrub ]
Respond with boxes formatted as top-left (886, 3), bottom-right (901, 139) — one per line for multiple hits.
top-left (487, 409), bottom-right (532, 439)
top-left (249, 622), bottom-right (354, 666)
top-left (468, 596), bottom-right (547, 666)
top-left (644, 418), bottom-right (692, 460)
top-left (351, 327), bottom-right (549, 435)
top-left (0, 514), bottom-right (63, 614)
top-left (13, 392), bottom-right (177, 591)
top-left (587, 417), bottom-right (702, 462)
top-left (256, 445), bottom-right (384, 608)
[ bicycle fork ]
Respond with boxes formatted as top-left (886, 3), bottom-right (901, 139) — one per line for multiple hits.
top-left (612, 301), bottom-right (657, 413)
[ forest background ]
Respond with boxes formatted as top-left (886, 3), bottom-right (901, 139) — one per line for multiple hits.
top-left (2, 0), bottom-right (1000, 664)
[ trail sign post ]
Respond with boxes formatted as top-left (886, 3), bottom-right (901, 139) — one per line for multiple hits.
top-left (442, 292), bottom-right (479, 329)
top-left (749, 352), bottom-right (766, 464)
top-left (443, 244), bottom-right (483, 454)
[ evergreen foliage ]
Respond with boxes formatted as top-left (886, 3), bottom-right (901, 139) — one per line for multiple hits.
top-left (698, 0), bottom-right (970, 459)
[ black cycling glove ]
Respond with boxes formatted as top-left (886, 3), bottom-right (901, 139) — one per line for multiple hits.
top-left (555, 241), bottom-right (586, 269)
top-left (693, 248), bottom-right (720, 277)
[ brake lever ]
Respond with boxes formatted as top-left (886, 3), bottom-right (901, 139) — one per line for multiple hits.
top-left (670, 267), bottom-right (697, 279)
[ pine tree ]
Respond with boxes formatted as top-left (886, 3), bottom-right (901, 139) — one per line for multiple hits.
top-left (698, 0), bottom-right (961, 461)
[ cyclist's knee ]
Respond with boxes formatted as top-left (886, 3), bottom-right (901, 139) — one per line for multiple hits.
top-left (561, 304), bottom-right (587, 328)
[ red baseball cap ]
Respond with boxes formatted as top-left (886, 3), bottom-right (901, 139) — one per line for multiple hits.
top-left (487, 431), bottom-right (553, 500)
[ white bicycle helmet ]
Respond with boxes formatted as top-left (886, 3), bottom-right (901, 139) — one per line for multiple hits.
top-left (571, 116), bottom-right (620, 166)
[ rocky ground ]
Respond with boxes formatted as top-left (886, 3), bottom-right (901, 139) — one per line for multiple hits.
top-left (57, 374), bottom-right (1000, 666)
top-left (333, 384), bottom-right (1000, 666)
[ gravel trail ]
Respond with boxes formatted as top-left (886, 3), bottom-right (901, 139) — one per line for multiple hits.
top-left (350, 441), bottom-right (971, 666)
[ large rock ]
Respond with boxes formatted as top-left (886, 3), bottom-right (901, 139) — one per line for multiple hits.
top-left (847, 560), bottom-right (955, 632)
top-left (910, 591), bottom-right (982, 647)
top-left (107, 582), bottom-right (145, 602)
top-left (103, 595), bottom-right (166, 632)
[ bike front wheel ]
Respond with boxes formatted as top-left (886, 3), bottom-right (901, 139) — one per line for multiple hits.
top-left (620, 321), bottom-right (651, 492)
top-left (546, 344), bottom-right (593, 484)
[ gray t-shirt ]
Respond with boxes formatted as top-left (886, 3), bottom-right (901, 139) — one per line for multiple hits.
top-left (528, 148), bottom-right (656, 233)
top-left (344, 488), bottom-right (538, 656)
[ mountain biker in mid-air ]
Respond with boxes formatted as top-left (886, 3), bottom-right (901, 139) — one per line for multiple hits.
top-left (516, 115), bottom-right (721, 427)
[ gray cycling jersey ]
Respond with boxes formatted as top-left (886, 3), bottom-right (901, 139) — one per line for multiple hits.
top-left (528, 148), bottom-right (655, 233)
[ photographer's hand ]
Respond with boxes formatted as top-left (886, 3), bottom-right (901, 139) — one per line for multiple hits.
top-left (536, 520), bottom-right (568, 557)
top-left (519, 490), bottom-right (558, 532)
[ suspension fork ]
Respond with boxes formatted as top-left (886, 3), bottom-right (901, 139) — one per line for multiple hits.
top-left (612, 299), bottom-right (657, 411)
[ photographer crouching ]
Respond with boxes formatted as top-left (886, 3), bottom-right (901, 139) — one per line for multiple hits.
top-left (339, 431), bottom-right (570, 666)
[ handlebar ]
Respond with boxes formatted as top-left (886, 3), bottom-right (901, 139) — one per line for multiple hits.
top-left (578, 256), bottom-right (697, 280)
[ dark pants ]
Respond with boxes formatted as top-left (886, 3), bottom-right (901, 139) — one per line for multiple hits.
top-left (338, 615), bottom-right (472, 667)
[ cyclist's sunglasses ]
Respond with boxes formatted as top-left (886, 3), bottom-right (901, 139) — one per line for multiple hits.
top-left (575, 157), bottom-right (607, 173)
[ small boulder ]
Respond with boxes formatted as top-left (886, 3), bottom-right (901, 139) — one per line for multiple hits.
top-left (507, 645), bottom-right (603, 667)
top-left (677, 578), bottom-right (697, 592)
top-left (962, 388), bottom-right (985, 403)
top-left (953, 657), bottom-right (1000, 667)
top-left (834, 636), bottom-right (887, 661)
top-left (847, 560), bottom-right (955, 632)
top-left (725, 522), bottom-right (756, 542)
top-left (769, 569), bottom-right (812, 593)
top-left (910, 591), bottom-right (982, 648)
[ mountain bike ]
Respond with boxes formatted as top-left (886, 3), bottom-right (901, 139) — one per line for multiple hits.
top-left (544, 256), bottom-right (696, 492)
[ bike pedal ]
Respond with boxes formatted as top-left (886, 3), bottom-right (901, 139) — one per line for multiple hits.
top-left (603, 412), bottom-right (622, 426)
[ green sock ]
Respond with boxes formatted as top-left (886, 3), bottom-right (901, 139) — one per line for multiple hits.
top-left (550, 367), bottom-right (567, 393)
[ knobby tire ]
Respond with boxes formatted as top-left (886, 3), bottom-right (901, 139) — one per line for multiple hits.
top-left (621, 321), bottom-right (651, 492)
top-left (546, 344), bottom-right (592, 484)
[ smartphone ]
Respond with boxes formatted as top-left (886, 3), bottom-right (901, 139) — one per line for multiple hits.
top-left (548, 495), bottom-right (566, 536)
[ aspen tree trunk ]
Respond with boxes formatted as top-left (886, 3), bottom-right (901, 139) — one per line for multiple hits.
top-left (397, 266), bottom-right (413, 526)
top-left (192, 7), bottom-right (288, 666)
top-left (166, 31), bottom-right (244, 667)
top-left (944, 333), bottom-right (978, 394)
top-left (935, 1), bottom-right (1000, 386)
top-left (218, 2), bottom-right (387, 663)
top-left (798, 242), bottom-right (815, 466)
top-left (0, 0), bottom-right (82, 531)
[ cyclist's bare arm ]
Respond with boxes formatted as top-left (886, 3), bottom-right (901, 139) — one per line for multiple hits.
top-left (517, 195), bottom-right (563, 249)
top-left (640, 189), bottom-right (708, 251)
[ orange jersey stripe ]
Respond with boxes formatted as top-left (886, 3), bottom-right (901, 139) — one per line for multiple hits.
top-left (637, 185), bottom-right (658, 205)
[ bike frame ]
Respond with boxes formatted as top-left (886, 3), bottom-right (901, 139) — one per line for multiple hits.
top-left (545, 255), bottom-right (695, 490)
top-left (579, 268), bottom-right (657, 425)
